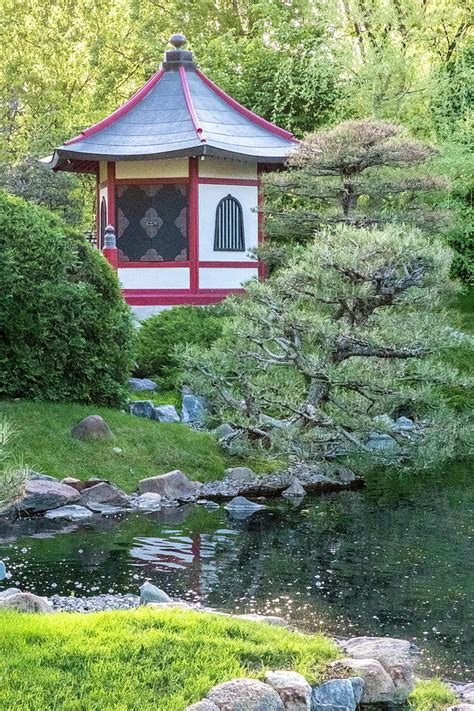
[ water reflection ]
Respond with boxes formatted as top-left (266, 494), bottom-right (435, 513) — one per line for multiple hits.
top-left (0, 465), bottom-right (472, 680)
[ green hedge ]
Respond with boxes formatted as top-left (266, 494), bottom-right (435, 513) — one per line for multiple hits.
top-left (0, 191), bottom-right (134, 405)
top-left (135, 305), bottom-right (225, 389)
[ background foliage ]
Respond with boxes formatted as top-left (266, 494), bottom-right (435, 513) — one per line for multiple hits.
top-left (0, 191), bottom-right (134, 405)
top-left (0, 0), bottom-right (471, 278)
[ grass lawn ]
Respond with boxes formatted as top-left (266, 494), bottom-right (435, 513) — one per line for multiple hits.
top-left (0, 400), bottom-right (279, 492)
top-left (0, 608), bottom-right (338, 711)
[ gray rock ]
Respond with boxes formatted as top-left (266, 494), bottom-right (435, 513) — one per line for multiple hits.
top-left (265, 670), bottom-right (311, 711)
top-left (185, 702), bottom-right (220, 711)
top-left (0, 587), bottom-right (21, 599)
top-left (79, 482), bottom-right (131, 508)
top-left (182, 394), bottom-right (205, 424)
top-left (235, 613), bottom-right (288, 627)
top-left (395, 416), bottom-right (415, 431)
top-left (29, 472), bottom-right (58, 481)
top-left (134, 493), bottom-right (162, 511)
top-left (447, 706), bottom-right (474, 711)
top-left (139, 582), bottom-right (171, 605)
top-left (372, 414), bottom-right (396, 430)
top-left (207, 678), bottom-right (284, 710)
top-left (282, 478), bottom-right (306, 498)
top-left (366, 432), bottom-right (398, 451)
top-left (213, 423), bottom-right (236, 439)
top-left (112, 447), bottom-right (123, 455)
top-left (128, 377), bottom-right (157, 392)
top-left (60, 477), bottom-right (81, 487)
top-left (340, 636), bottom-right (419, 696)
top-left (19, 479), bottom-right (80, 513)
top-left (0, 560), bottom-right (5, 580)
top-left (85, 502), bottom-right (127, 515)
top-left (153, 405), bottom-right (180, 423)
top-left (71, 415), bottom-right (114, 441)
top-left (330, 658), bottom-right (395, 704)
top-left (44, 505), bottom-right (94, 521)
top-left (128, 400), bottom-right (155, 419)
top-left (224, 467), bottom-right (257, 484)
top-left (459, 684), bottom-right (474, 704)
top-left (0, 592), bottom-right (53, 613)
top-left (311, 678), bottom-right (364, 711)
top-left (138, 470), bottom-right (202, 502)
top-left (224, 496), bottom-right (267, 519)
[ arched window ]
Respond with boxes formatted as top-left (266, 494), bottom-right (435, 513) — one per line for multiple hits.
top-left (213, 194), bottom-right (245, 252)
top-left (99, 197), bottom-right (107, 249)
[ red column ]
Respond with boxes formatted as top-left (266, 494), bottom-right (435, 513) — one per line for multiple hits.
top-left (189, 157), bottom-right (199, 293)
top-left (104, 161), bottom-right (118, 269)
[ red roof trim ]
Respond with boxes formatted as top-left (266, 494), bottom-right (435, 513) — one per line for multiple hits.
top-left (179, 67), bottom-right (206, 143)
top-left (65, 69), bottom-right (165, 146)
top-left (196, 68), bottom-right (297, 143)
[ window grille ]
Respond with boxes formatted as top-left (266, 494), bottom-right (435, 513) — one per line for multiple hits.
top-left (213, 194), bottom-right (245, 251)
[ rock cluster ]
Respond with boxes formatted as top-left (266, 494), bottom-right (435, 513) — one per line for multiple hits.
top-left (127, 393), bottom-right (204, 424)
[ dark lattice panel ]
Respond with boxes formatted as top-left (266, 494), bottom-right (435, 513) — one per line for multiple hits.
top-left (213, 194), bottom-right (245, 252)
top-left (116, 184), bottom-right (188, 262)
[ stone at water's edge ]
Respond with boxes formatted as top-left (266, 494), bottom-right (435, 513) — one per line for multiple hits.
top-left (0, 592), bottom-right (53, 613)
top-left (153, 405), bottom-right (180, 423)
top-left (282, 478), bottom-right (306, 498)
top-left (139, 582), bottom-right (171, 605)
top-left (224, 496), bottom-right (267, 518)
top-left (79, 482), bottom-right (131, 508)
top-left (71, 415), bottom-right (114, 440)
top-left (265, 670), bottom-right (312, 711)
top-left (19, 479), bottom-right (80, 513)
top-left (44, 505), bottom-right (94, 521)
top-left (134, 492), bottom-right (162, 511)
top-left (138, 470), bottom-right (202, 501)
top-left (128, 377), bottom-right (157, 392)
top-left (311, 678), bottom-right (364, 711)
top-left (234, 613), bottom-right (288, 627)
top-left (330, 658), bottom-right (396, 704)
top-left (128, 400), bottom-right (155, 419)
top-left (185, 702), bottom-right (220, 711)
top-left (224, 467), bottom-right (257, 483)
top-left (0, 588), bottom-right (21, 599)
top-left (0, 560), bottom-right (5, 580)
top-left (207, 678), bottom-right (284, 710)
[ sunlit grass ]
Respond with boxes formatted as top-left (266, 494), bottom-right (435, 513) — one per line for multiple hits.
top-left (409, 679), bottom-right (457, 711)
top-left (0, 607), bottom-right (338, 711)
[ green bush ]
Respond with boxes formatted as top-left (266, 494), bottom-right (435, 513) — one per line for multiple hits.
top-left (135, 305), bottom-right (225, 389)
top-left (0, 191), bottom-right (134, 406)
top-left (409, 679), bottom-right (457, 711)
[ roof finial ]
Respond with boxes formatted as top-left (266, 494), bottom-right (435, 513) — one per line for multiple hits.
top-left (170, 34), bottom-right (186, 49)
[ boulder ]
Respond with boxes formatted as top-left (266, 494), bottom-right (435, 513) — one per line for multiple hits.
top-left (311, 678), bottom-right (364, 711)
top-left (153, 405), bottom-right (180, 423)
top-left (0, 587), bottom-right (21, 599)
top-left (182, 394), bottom-right (205, 425)
top-left (85, 502), bottom-right (126, 515)
top-left (447, 706), bottom-right (474, 711)
top-left (330, 658), bottom-right (395, 704)
top-left (30, 472), bottom-right (58, 481)
top-left (207, 678), bottom-right (284, 710)
top-left (459, 684), bottom-right (474, 704)
top-left (224, 496), bottom-right (267, 516)
top-left (128, 377), bottom-right (157, 392)
top-left (60, 477), bottom-right (81, 487)
top-left (128, 400), bottom-right (155, 419)
top-left (366, 433), bottom-right (398, 451)
top-left (282, 479), bottom-right (306, 498)
top-left (224, 467), bottom-right (257, 484)
top-left (265, 670), bottom-right (312, 710)
top-left (44, 505), bottom-right (94, 521)
top-left (340, 636), bottom-right (419, 696)
top-left (138, 470), bottom-right (201, 501)
top-left (0, 592), bottom-right (53, 613)
top-left (213, 423), bottom-right (236, 439)
top-left (19, 479), bottom-right (80, 513)
top-left (71, 415), bottom-right (114, 440)
top-left (395, 416), bottom-right (415, 431)
top-left (235, 614), bottom-right (288, 627)
top-left (0, 560), bottom-right (6, 580)
top-left (79, 482), bottom-right (131, 508)
top-left (139, 582), bottom-right (171, 605)
top-left (185, 702), bottom-right (220, 711)
top-left (134, 493), bottom-right (162, 511)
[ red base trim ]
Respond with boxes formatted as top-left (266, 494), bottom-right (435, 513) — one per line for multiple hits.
top-left (124, 288), bottom-right (244, 306)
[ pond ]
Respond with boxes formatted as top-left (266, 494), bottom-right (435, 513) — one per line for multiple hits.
top-left (0, 463), bottom-right (472, 681)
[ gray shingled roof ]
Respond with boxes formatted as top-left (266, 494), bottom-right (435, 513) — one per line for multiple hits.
top-left (49, 38), bottom-right (296, 171)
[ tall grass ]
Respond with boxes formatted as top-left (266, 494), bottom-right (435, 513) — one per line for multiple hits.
top-left (0, 418), bottom-right (29, 513)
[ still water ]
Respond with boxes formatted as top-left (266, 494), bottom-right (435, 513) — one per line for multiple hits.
top-left (0, 466), bottom-right (472, 680)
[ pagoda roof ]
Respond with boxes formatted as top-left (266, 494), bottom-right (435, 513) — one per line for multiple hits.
top-left (48, 35), bottom-right (297, 173)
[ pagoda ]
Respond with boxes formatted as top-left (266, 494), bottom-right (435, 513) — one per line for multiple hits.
top-left (48, 34), bottom-right (296, 318)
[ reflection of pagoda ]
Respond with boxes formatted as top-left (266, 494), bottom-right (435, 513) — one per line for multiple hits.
top-left (46, 34), bottom-right (296, 318)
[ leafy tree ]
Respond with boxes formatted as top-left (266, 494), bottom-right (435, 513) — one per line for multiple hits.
top-left (263, 120), bottom-right (447, 251)
top-left (0, 191), bottom-right (134, 406)
top-left (181, 224), bottom-right (471, 468)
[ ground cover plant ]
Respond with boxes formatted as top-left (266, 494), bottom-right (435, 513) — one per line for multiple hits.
top-left (0, 607), bottom-right (337, 711)
top-left (0, 400), bottom-right (277, 491)
top-left (409, 679), bottom-right (458, 711)
top-left (0, 192), bottom-right (134, 407)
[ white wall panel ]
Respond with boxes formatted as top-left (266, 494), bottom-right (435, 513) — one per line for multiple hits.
top-left (199, 267), bottom-right (258, 289)
top-left (118, 268), bottom-right (190, 289)
top-left (198, 184), bottom-right (258, 262)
